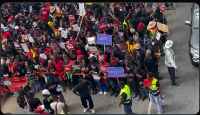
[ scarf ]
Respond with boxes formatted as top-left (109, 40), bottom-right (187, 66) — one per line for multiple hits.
top-left (137, 22), bottom-right (145, 31)
top-left (143, 77), bottom-right (154, 87)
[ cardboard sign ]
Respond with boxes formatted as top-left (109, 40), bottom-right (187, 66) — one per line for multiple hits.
top-left (72, 65), bottom-right (80, 70)
top-left (116, 44), bottom-right (128, 52)
top-left (156, 32), bottom-right (161, 41)
top-left (97, 34), bottom-right (112, 45)
top-left (98, 24), bottom-right (108, 30)
top-left (68, 15), bottom-right (75, 22)
top-left (99, 66), bottom-right (108, 72)
top-left (40, 53), bottom-right (47, 59)
top-left (72, 24), bottom-right (80, 31)
top-left (64, 66), bottom-right (72, 72)
top-left (159, 6), bottom-right (165, 14)
top-left (3, 80), bottom-right (12, 86)
top-left (87, 37), bottom-right (95, 44)
top-left (107, 67), bottom-right (125, 78)
top-left (87, 46), bottom-right (98, 52)
top-left (13, 42), bottom-right (21, 48)
top-left (33, 28), bottom-right (41, 38)
top-left (28, 36), bottom-right (34, 43)
top-left (157, 22), bottom-right (169, 33)
top-left (65, 44), bottom-right (75, 50)
top-left (21, 43), bottom-right (30, 52)
top-left (50, 43), bottom-right (58, 52)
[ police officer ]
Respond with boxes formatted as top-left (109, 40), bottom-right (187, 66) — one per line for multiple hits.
top-left (118, 81), bottom-right (137, 114)
top-left (164, 40), bottom-right (180, 86)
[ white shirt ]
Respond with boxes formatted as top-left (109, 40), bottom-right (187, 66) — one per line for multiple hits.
top-left (59, 28), bottom-right (68, 38)
top-left (1, 23), bottom-right (5, 30)
top-left (165, 48), bottom-right (177, 68)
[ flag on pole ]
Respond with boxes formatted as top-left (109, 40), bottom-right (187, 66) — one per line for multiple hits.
top-left (155, 53), bottom-right (161, 57)
top-left (85, 3), bottom-right (93, 10)
top-left (54, 29), bottom-right (59, 38)
top-left (102, 3), bottom-right (106, 12)
top-left (24, 95), bottom-right (31, 111)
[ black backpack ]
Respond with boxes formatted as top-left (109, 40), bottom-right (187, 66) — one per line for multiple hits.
top-left (17, 96), bottom-right (27, 109)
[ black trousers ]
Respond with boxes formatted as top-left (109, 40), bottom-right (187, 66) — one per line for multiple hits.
top-left (167, 67), bottom-right (176, 84)
top-left (80, 94), bottom-right (94, 109)
top-left (128, 81), bottom-right (141, 96)
top-left (84, 76), bottom-right (97, 90)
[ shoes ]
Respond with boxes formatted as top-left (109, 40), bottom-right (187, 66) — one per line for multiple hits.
top-left (83, 107), bottom-right (89, 113)
top-left (133, 94), bottom-right (138, 98)
top-left (104, 92), bottom-right (107, 95)
top-left (92, 90), bottom-right (94, 95)
top-left (110, 90), bottom-right (115, 96)
top-left (175, 76), bottom-right (179, 79)
top-left (114, 91), bottom-right (119, 97)
top-left (172, 83), bottom-right (180, 86)
top-left (137, 95), bottom-right (142, 101)
top-left (90, 109), bottom-right (95, 114)
top-left (99, 91), bottom-right (103, 95)
top-left (94, 89), bottom-right (97, 95)
top-left (142, 96), bottom-right (147, 101)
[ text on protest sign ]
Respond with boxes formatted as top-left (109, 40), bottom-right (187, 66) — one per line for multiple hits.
top-left (107, 67), bottom-right (125, 78)
top-left (97, 34), bottom-right (112, 45)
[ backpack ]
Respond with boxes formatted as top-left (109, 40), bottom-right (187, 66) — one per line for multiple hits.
top-left (17, 96), bottom-right (27, 109)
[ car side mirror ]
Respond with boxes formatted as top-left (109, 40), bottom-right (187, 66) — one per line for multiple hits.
top-left (185, 21), bottom-right (191, 26)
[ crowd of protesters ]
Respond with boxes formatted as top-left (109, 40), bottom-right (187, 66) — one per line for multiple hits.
top-left (1, 2), bottom-right (176, 114)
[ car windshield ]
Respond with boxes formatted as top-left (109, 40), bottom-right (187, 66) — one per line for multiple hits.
top-left (193, 11), bottom-right (199, 29)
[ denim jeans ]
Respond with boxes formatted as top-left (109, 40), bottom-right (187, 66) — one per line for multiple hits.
top-left (149, 93), bottom-right (163, 114)
top-left (93, 78), bottom-right (107, 92)
top-left (33, 80), bottom-right (42, 91)
top-left (140, 84), bottom-right (149, 97)
top-left (124, 105), bottom-right (137, 114)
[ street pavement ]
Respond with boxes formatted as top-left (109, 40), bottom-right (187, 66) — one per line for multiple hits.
top-left (1, 3), bottom-right (199, 114)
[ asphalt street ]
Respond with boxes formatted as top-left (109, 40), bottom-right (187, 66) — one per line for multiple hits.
top-left (1, 3), bottom-right (199, 114)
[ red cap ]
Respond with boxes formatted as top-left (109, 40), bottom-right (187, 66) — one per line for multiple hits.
top-left (37, 105), bottom-right (44, 112)
top-left (77, 55), bottom-right (83, 59)
top-left (76, 50), bottom-right (82, 54)
top-left (49, 47), bottom-right (52, 50)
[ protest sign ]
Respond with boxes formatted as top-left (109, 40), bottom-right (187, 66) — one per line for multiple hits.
top-left (40, 53), bottom-right (47, 59)
top-left (72, 24), bottom-right (80, 31)
top-left (64, 66), bottom-right (72, 72)
top-left (99, 66), bottom-right (108, 72)
top-left (79, 3), bottom-right (86, 16)
top-left (33, 28), bottom-right (41, 38)
top-left (157, 22), bottom-right (169, 33)
top-left (116, 44), bottom-right (128, 52)
top-left (97, 34), bottom-right (112, 45)
top-left (98, 24), bottom-right (108, 30)
top-left (156, 32), bottom-right (161, 41)
top-left (92, 71), bottom-right (101, 80)
top-left (87, 46), bottom-right (98, 53)
top-left (28, 36), bottom-right (34, 43)
top-left (159, 6), bottom-right (165, 14)
top-left (107, 67), bottom-right (125, 77)
top-left (65, 44), bottom-right (75, 50)
top-left (50, 43), bottom-right (58, 52)
top-left (13, 42), bottom-right (21, 48)
top-left (21, 43), bottom-right (30, 52)
top-left (72, 65), bottom-right (80, 70)
top-left (68, 15), bottom-right (75, 22)
top-left (87, 37), bottom-right (95, 44)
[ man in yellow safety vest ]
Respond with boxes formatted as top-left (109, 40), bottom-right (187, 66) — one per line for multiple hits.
top-left (164, 40), bottom-right (180, 86)
top-left (118, 81), bottom-right (137, 114)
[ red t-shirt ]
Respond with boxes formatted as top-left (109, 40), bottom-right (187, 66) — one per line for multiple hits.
top-left (1, 32), bottom-right (11, 40)
top-left (39, 9), bottom-right (49, 22)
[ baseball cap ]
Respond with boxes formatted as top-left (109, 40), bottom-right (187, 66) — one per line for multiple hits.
top-left (37, 105), bottom-right (45, 112)
top-left (42, 89), bottom-right (50, 95)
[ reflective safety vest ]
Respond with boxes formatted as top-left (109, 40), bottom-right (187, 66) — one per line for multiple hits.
top-left (165, 50), bottom-right (176, 64)
top-left (148, 78), bottom-right (159, 95)
top-left (123, 20), bottom-right (131, 31)
top-left (119, 85), bottom-right (131, 104)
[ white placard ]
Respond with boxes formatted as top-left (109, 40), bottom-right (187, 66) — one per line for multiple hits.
top-left (28, 36), bottom-right (34, 43)
top-left (59, 42), bottom-right (65, 49)
top-left (72, 65), bottom-right (80, 70)
top-left (87, 46), bottom-right (98, 52)
top-left (72, 25), bottom-right (80, 31)
top-left (3, 80), bottom-right (12, 86)
top-left (14, 43), bottom-right (20, 48)
top-left (29, 5), bottom-right (32, 13)
top-left (87, 37), bottom-right (95, 44)
top-left (119, 32), bottom-right (124, 37)
top-left (79, 3), bottom-right (86, 16)
top-left (40, 53), bottom-right (47, 59)
top-left (156, 32), bottom-right (161, 41)
top-left (21, 43), bottom-right (30, 52)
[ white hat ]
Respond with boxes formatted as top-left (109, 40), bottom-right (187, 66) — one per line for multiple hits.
top-left (88, 54), bottom-right (96, 59)
top-left (33, 22), bottom-right (38, 27)
top-left (15, 26), bottom-right (19, 30)
top-left (149, 21), bottom-right (156, 28)
top-left (50, 6), bottom-right (56, 13)
top-left (91, 17), bottom-right (96, 22)
top-left (42, 89), bottom-right (50, 95)
top-left (165, 40), bottom-right (173, 49)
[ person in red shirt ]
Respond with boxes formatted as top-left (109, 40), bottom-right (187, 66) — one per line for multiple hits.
top-left (1, 29), bottom-right (11, 40)
top-left (39, 11), bottom-right (49, 23)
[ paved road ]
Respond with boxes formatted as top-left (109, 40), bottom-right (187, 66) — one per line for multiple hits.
top-left (1, 3), bottom-right (199, 114)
